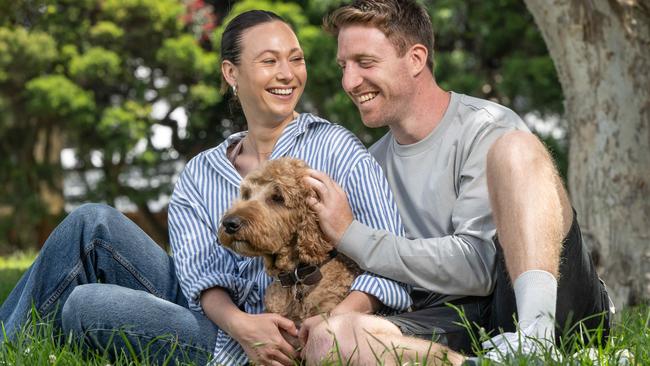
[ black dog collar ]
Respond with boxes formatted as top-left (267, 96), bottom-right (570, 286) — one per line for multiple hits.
top-left (277, 249), bottom-right (338, 288)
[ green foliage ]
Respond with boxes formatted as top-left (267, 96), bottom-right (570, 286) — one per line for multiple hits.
top-left (89, 21), bottom-right (125, 46)
top-left (25, 75), bottom-right (96, 126)
top-left (428, 0), bottom-right (563, 115)
top-left (157, 34), bottom-right (218, 81)
top-left (212, 0), bottom-right (308, 48)
top-left (189, 83), bottom-right (222, 111)
top-left (99, 101), bottom-right (151, 146)
top-left (0, 0), bottom-right (220, 249)
top-left (0, 27), bottom-right (57, 86)
top-left (0, 0), bottom-right (568, 250)
top-left (69, 47), bottom-right (123, 86)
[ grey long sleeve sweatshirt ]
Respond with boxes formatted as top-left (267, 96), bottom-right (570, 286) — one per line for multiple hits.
top-left (338, 92), bottom-right (529, 297)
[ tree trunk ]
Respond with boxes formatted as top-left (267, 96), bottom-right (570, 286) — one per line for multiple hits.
top-left (35, 125), bottom-right (65, 215)
top-left (523, 0), bottom-right (650, 308)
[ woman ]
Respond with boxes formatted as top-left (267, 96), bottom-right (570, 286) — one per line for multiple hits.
top-left (0, 10), bottom-right (409, 366)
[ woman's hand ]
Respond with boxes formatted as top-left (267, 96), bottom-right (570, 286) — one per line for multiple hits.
top-left (229, 312), bottom-right (299, 366)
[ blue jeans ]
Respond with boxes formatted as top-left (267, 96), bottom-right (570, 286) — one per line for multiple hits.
top-left (0, 204), bottom-right (218, 365)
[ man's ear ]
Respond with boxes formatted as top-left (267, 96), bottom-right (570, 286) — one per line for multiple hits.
top-left (221, 60), bottom-right (238, 87)
top-left (408, 44), bottom-right (429, 77)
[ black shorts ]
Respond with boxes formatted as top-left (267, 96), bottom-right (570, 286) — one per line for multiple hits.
top-left (489, 210), bottom-right (612, 341)
top-left (385, 291), bottom-right (491, 353)
top-left (385, 210), bottom-right (611, 353)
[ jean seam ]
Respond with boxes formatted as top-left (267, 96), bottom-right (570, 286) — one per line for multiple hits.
top-left (93, 239), bottom-right (163, 298)
top-left (39, 238), bottom-right (163, 314)
top-left (40, 260), bottom-right (84, 313)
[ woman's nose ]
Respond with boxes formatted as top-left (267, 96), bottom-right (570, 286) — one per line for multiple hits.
top-left (276, 60), bottom-right (294, 80)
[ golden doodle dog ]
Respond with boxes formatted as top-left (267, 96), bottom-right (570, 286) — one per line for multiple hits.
top-left (218, 157), bottom-right (360, 323)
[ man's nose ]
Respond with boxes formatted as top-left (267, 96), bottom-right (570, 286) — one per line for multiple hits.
top-left (342, 66), bottom-right (363, 93)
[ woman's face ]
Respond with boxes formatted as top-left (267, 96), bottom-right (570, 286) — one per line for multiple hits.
top-left (231, 21), bottom-right (307, 126)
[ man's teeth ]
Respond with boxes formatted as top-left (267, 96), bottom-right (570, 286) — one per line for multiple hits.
top-left (359, 92), bottom-right (378, 103)
top-left (269, 88), bottom-right (293, 95)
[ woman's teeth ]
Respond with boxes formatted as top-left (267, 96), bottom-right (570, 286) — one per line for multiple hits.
top-left (269, 88), bottom-right (293, 95)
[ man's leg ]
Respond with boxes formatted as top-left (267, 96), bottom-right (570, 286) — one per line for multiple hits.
top-left (62, 284), bottom-right (218, 365)
top-left (482, 131), bottom-right (611, 363)
top-left (303, 313), bottom-right (466, 366)
top-left (486, 130), bottom-right (572, 339)
top-left (0, 203), bottom-right (186, 341)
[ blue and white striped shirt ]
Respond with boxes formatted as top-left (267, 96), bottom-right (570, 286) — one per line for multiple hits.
top-left (168, 113), bottom-right (411, 365)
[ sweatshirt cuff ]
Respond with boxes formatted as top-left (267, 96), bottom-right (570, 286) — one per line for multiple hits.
top-left (338, 219), bottom-right (376, 262)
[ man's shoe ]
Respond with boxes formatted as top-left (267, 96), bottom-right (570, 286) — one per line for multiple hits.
top-left (481, 330), bottom-right (559, 363)
top-left (477, 318), bottom-right (561, 364)
top-left (571, 348), bottom-right (634, 366)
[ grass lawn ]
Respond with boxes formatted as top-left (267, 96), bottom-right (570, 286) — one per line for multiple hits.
top-left (0, 253), bottom-right (648, 365)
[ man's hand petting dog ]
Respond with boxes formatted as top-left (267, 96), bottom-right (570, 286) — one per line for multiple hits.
top-left (229, 312), bottom-right (298, 366)
top-left (304, 169), bottom-right (354, 245)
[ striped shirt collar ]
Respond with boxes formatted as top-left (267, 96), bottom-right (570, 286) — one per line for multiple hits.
top-left (206, 113), bottom-right (330, 187)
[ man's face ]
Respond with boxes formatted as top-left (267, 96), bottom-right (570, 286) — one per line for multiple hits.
top-left (336, 25), bottom-right (413, 128)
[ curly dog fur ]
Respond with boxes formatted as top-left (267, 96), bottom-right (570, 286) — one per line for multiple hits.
top-left (218, 157), bottom-right (360, 322)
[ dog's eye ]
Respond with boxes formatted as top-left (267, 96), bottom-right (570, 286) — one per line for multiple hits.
top-left (270, 194), bottom-right (284, 204)
top-left (241, 188), bottom-right (250, 200)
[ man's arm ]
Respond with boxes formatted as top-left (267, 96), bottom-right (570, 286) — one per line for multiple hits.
top-left (329, 156), bottom-right (412, 311)
top-left (305, 169), bottom-right (495, 296)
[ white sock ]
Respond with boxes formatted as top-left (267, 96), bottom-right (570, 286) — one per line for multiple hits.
top-left (513, 270), bottom-right (557, 340)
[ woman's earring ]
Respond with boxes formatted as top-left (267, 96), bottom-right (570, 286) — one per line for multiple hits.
top-left (232, 84), bottom-right (238, 96)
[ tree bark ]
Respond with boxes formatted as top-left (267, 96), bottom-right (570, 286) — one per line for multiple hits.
top-left (523, 0), bottom-right (650, 308)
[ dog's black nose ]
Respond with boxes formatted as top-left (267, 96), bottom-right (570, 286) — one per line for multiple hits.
top-left (222, 216), bottom-right (242, 234)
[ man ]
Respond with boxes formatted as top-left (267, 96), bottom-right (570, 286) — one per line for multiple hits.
top-left (300, 0), bottom-right (612, 365)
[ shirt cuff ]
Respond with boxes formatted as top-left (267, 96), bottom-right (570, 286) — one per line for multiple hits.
top-left (185, 274), bottom-right (261, 312)
top-left (350, 273), bottom-right (412, 312)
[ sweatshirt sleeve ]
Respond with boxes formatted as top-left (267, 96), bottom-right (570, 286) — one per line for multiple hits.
top-left (341, 157), bottom-right (412, 311)
top-left (338, 123), bottom-right (517, 296)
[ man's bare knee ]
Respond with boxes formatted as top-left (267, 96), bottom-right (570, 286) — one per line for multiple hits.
top-left (303, 313), bottom-right (402, 365)
top-left (487, 130), bottom-right (572, 228)
top-left (303, 314), bottom-right (353, 365)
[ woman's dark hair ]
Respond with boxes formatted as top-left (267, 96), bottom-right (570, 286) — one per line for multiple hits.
top-left (220, 10), bottom-right (289, 94)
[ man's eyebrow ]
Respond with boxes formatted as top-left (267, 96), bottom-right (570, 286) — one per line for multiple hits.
top-left (336, 53), bottom-right (378, 63)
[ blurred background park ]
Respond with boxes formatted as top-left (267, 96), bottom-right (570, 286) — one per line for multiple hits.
top-left (0, 0), bottom-right (566, 252)
top-left (1, 0), bottom-right (648, 309)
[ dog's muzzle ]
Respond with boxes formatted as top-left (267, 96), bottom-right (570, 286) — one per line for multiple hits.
top-left (222, 215), bottom-right (243, 234)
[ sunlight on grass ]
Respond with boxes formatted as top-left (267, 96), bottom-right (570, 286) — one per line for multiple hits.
top-left (0, 251), bottom-right (36, 304)
top-left (0, 250), bottom-right (37, 270)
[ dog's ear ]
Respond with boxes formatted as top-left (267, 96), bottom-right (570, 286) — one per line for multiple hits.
top-left (295, 179), bottom-right (333, 264)
top-left (274, 158), bottom-right (308, 209)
